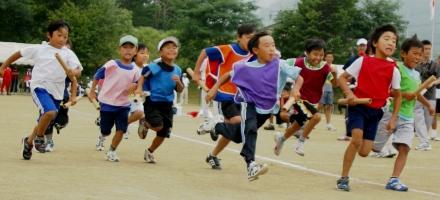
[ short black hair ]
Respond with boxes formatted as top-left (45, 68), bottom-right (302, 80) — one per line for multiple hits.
top-left (400, 34), bottom-right (423, 53)
top-left (369, 24), bottom-right (398, 54)
top-left (132, 43), bottom-right (147, 62)
top-left (421, 40), bottom-right (432, 46)
top-left (305, 38), bottom-right (325, 53)
top-left (47, 20), bottom-right (71, 36)
top-left (324, 50), bottom-right (334, 57)
top-left (237, 24), bottom-right (257, 37)
top-left (138, 43), bottom-right (147, 51)
top-left (247, 31), bottom-right (270, 54)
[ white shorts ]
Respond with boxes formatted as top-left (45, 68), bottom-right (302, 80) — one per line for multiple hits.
top-left (374, 111), bottom-right (414, 151)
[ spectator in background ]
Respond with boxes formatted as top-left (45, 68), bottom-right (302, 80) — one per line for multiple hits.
top-left (1, 65), bottom-right (12, 95)
top-left (23, 68), bottom-right (32, 93)
top-left (11, 66), bottom-right (19, 93)
top-left (180, 73), bottom-right (190, 105)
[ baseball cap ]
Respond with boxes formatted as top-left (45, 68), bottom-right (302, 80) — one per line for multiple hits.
top-left (157, 36), bottom-right (179, 51)
top-left (119, 35), bottom-right (138, 47)
top-left (356, 38), bottom-right (368, 46)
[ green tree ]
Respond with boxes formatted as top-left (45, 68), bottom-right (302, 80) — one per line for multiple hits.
top-left (48, 0), bottom-right (133, 75)
top-left (118, 0), bottom-right (181, 30)
top-left (175, 0), bottom-right (261, 68)
top-left (0, 0), bottom-right (35, 42)
top-left (273, 0), bottom-right (407, 63)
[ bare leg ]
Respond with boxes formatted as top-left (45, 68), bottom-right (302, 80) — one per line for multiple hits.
top-left (341, 128), bottom-right (363, 177)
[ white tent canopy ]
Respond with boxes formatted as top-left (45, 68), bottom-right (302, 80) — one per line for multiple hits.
top-left (0, 42), bottom-right (39, 65)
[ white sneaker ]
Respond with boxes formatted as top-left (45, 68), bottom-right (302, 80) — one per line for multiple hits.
top-left (96, 135), bottom-right (105, 151)
top-left (124, 130), bottom-right (130, 140)
top-left (432, 137), bottom-right (440, 141)
top-left (294, 139), bottom-right (305, 156)
top-left (337, 135), bottom-right (350, 141)
top-left (415, 143), bottom-right (432, 151)
top-left (45, 139), bottom-right (54, 152)
top-left (144, 149), bottom-right (156, 163)
top-left (326, 124), bottom-right (337, 131)
top-left (247, 161), bottom-right (268, 181)
top-left (274, 132), bottom-right (285, 156)
top-left (106, 150), bottom-right (119, 162)
top-left (197, 120), bottom-right (215, 135)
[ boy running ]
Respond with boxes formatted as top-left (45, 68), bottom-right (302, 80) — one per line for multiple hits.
top-left (89, 35), bottom-right (141, 161)
top-left (336, 24), bottom-right (402, 191)
top-left (0, 20), bottom-right (82, 160)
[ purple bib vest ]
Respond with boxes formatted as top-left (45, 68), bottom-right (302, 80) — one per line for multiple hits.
top-left (231, 58), bottom-right (279, 112)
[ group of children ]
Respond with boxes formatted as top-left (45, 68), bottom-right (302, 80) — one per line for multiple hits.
top-left (0, 20), bottom-right (438, 192)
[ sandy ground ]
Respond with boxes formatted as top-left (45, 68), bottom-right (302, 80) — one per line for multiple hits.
top-left (0, 95), bottom-right (439, 200)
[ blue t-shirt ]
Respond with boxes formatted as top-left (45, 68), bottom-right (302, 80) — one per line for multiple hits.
top-left (141, 61), bottom-right (182, 102)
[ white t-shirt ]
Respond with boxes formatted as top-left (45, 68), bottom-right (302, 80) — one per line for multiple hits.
top-left (21, 43), bottom-right (82, 100)
top-left (346, 57), bottom-right (401, 90)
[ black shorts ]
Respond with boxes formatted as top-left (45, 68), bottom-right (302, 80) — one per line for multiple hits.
top-left (289, 100), bottom-right (318, 126)
top-left (220, 101), bottom-right (241, 119)
top-left (144, 97), bottom-right (173, 138)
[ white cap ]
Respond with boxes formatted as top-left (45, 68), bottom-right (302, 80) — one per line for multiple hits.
top-left (356, 38), bottom-right (368, 46)
top-left (157, 36), bottom-right (179, 51)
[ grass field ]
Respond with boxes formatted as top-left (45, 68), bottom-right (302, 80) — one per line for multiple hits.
top-left (0, 95), bottom-right (439, 200)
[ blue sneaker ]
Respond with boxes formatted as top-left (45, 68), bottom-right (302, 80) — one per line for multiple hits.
top-left (385, 178), bottom-right (408, 192)
top-left (336, 177), bottom-right (350, 191)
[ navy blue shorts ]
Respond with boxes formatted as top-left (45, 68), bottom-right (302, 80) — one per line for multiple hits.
top-left (220, 101), bottom-right (241, 119)
top-left (100, 107), bottom-right (130, 136)
top-left (347, 104), bottom-right (383, 141)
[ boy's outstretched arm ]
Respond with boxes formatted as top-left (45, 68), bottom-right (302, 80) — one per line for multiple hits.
top-left (206, 72), bottom-right (231, 103)
top-left (387, 89), bottom-right (401, 132)
top-left (292, 75), bottom-right (303, 100)
top-left (193, 50), bottom-right (207, 83)
top-left (338, 72), bottom-right (357, 105)
top-left (416, 92), bottom-right (435, 115)
top-left (0, 52), bottom-right (22, 76)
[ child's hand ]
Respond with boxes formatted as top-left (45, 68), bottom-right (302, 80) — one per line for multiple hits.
top-left (428, 105), bottom-right (436, 116)
top-left (205, 89), bottom-right (217, 103)
top-left (293, 90), bottom-right (301, 101)
top-left (386, 120), bottom-right (396, 134)
top-left (0, 66), bottom-right (4, 77)
top-left (346, 93), bottom-right (356, 106)
top-left (88, 90), bottom-right (96, 102)
top-left (192, 73), bottom-right (201, 83)
top-left (69, 96), bottom-right (77, 106)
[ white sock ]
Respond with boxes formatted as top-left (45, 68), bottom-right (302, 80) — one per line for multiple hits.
top-left (431, 129), bottom-right (438, 137)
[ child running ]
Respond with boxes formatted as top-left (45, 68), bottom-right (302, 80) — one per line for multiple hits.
top-left (89, 35), bottom-right (141, 161)
top-left (273, 38), bottom-right (337, 157)
top-left (373, 35), bottom-right (434, 191)
top-left (206, 31), bottom-right (303, 181)
top-left (336, 24), bottom-right (402, 191)
top-left (124, 43), bottom-right (149, 139)
top-left (136, 36), bottom-right (183, 163)
top-left (0, 20), bottom-right (82, 160)
top-left (192, 25), bottom-right (256, 170)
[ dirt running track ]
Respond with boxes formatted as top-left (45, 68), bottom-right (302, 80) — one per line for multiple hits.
top-left (0, 95), bottom-right (439, 200)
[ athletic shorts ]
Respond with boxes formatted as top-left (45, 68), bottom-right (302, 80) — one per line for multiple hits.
top-left (31, 87), bottom-right (61, 115)
top-left (100, 107), bottom-right (130, 136)
top-left (220, 101), bottom-right (241, 119)
top-left (374, 111), bottom-right (414, 150)
top-left (347, 104), bottom-right (383, 141)
top-left (144, 97), bottom-right (173, 138)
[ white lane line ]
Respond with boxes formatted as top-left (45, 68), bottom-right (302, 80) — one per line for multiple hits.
top-left (71, 108), bottom-right (440, 197)
top-left (173, 134), bottom-right (440, 198)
